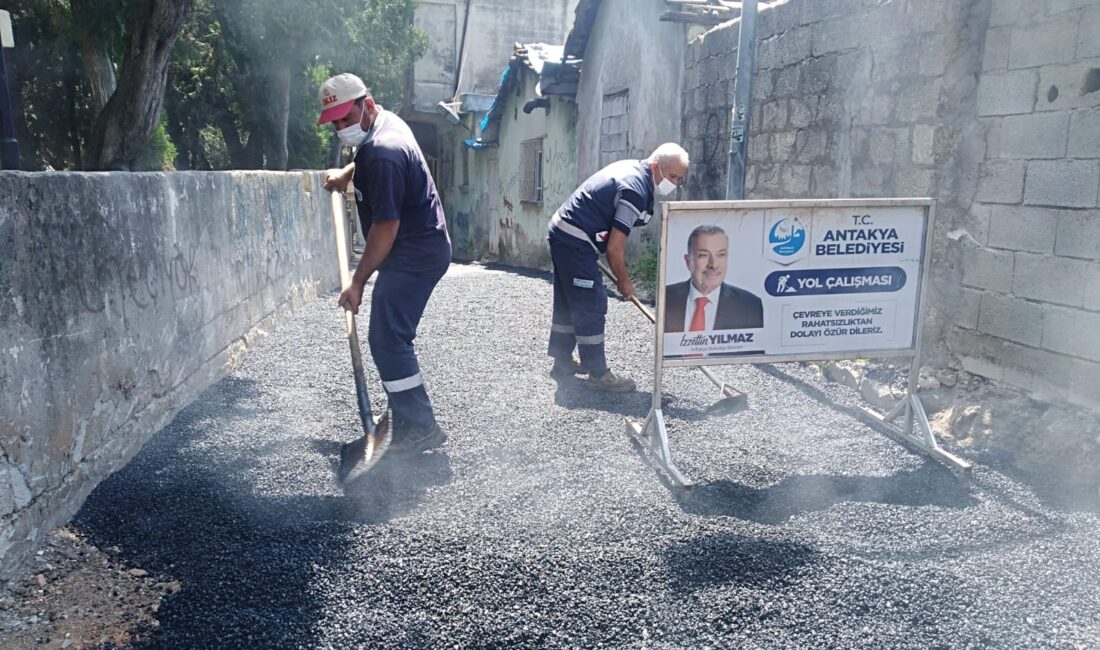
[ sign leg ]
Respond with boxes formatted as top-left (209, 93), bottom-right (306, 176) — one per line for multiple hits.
top-left (626, 409), bottom-right (693, 488)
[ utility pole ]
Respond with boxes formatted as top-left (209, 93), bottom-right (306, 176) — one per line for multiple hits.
top-left (0, 10), bottom-right (19, 170)
top-left (725, 0), bottom-right (757, 200)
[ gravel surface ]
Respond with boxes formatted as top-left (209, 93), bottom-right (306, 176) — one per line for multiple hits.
top-left (72, 263), bottom-right (1100, 649)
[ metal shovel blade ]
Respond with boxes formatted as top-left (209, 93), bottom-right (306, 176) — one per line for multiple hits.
top-left (704, 390), bottom-right (749, 417)
top-left (339, 411), bottom-right (392, 486)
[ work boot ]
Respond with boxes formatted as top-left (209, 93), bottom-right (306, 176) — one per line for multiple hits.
top-left (550, 356), bottom-right (585, 378)
top-left (389, 424), bottom-right (447, 455)
top-left (587, 369), bottom-right (636, 393)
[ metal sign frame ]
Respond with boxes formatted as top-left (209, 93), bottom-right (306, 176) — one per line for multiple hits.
top-left (628, 198), bottom-right (971, 487)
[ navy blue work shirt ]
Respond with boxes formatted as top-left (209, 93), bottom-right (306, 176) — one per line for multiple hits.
top-left (353, 110), bottom-right (452, 277)
top-left (552, 160), bottom-right (656, 253)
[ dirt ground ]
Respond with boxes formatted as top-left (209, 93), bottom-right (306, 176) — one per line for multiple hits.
top-left (817, 358), bottom-right (1100, 501)
top-left (0, 528), bottom-right (178, 649)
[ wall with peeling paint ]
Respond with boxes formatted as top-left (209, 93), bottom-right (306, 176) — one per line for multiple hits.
top-left (0, 171), bottom-right (337, 582)
top-left (573, 0), bottom-right (688, 185)
top-left (412, 0), bottom-right (579, 112)
top-left (443, 66), bottom-right (579, 267)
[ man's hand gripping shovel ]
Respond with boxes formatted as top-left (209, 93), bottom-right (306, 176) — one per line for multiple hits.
top-left (329, 189), bottom-right (391, 486)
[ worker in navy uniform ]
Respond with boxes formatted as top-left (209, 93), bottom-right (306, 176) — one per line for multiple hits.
top-left (318, 73), bottom-right (451, 473)
top-left (547, 143), bottom-right (690, 392)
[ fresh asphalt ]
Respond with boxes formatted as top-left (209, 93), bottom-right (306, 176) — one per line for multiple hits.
top-left (73, 263), bottom-right (1100, 649)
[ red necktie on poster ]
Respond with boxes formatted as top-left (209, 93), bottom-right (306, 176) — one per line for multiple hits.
top-left (689, 296), bottom-right (709, 332)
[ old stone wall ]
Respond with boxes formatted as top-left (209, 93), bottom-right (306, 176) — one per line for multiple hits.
top-left (682, 0), bottom-right (1100, 413)
top-left (0, 171), bottom-right (337, 582)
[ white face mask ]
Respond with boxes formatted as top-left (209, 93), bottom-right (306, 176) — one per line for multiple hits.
top-left (337, 122), bottom-right (367, 148)
top-left (656, 162), bottom-right (678, 197)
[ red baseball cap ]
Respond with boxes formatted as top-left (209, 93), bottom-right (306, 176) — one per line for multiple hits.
top-left (317, 73), bottom-right (368, 126)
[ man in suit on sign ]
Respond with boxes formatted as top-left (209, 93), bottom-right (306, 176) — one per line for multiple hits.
top-left (664, 224), bottom-right (764, 333)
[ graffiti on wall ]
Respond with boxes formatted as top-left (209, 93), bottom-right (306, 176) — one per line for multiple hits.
top-left (70, 212), bottom-right (203, 319)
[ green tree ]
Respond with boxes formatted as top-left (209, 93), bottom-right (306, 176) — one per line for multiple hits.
top-left (6, 0), bottom-right (91, 170)
top-left (69, 0), bottom-right (126, 115)
top-left (6, 0), bottom-right (188, 170)
top-left (4, 0), bottom-right (426, 171)
top-left (165, 0), bottom-right (427, 171)
top-left (84, 0), bottom-right (194, 170)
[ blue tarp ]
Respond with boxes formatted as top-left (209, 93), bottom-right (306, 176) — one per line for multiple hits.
top-left (463, 65), bottom-right (514, 150)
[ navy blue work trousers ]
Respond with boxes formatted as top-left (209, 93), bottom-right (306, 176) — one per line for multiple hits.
top-left (368, 268), bottom-right (444, 433)
top-left (547, 235), bottom-right (608, 375)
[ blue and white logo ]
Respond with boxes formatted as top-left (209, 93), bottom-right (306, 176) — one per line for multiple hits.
top-left (769, 218), bottom-right (806, 256)
top-left (764, 213), bottom-right (810, 265)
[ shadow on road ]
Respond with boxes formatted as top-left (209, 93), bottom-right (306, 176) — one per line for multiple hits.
top-left (327, 444), bottom-right (453, 522)
top-left (679, 461), bottom-right (974, 525)
top-left (552, 374), bottom-right (738, 423)
top-left (756, 363), bottom-right (1100, 516)
top-left (71, 375), bottom-right (451, 647)
top-left (552, 375), bottom-right (652, 418)
top-left (662, 532), bottom-right (819, 593)
top-left (754, 362), bottom-right (895, 427)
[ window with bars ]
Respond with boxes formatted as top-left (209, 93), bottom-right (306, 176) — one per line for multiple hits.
top-left (520, 138), bottom-right (544, 203)
top-left (600, 90), bottom-right (630, 168)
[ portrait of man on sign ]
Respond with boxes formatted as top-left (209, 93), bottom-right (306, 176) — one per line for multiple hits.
top-left (663, 224), bottom-right (764, 333)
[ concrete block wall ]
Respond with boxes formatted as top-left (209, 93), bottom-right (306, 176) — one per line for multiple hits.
top-left (0, 171), bottom-right (337, 582)
top-left (683, 0), bottom-right (962, 202)
top-left (961, 0), bottom-right (1100, 410)
top-left (682, 0), bottom-right (1100, 413)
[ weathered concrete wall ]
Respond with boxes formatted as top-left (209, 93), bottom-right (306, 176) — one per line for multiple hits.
top-left (445, 67), bottom-right (578, 266)
top-left (575, 0), bottom-right (687, 182)
top-left (955, 0), bottom-right (1100, 411)
top-left (682, 0), bottom-right (1100, 413)
top-left (573, 0), bottom-right (688, 259)
top-left (0, 171), bottom-right (336, 582)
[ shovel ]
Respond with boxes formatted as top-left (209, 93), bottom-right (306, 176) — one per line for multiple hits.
top-left (597, 260), bottom-right (748, 415)
top-left (330, 189), bottom-right (390, 485)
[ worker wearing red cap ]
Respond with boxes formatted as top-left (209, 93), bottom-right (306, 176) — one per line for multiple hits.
top-left (319, 73), bottom-right (451, 467)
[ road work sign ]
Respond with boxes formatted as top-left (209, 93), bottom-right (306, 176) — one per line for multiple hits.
top-left (628, 198), bottom-right (968, 487)
top-left (658, 199), bottom-right (929, 364)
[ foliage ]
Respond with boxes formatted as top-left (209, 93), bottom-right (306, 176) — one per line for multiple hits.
top-left (4, 0), bottom-right (427, 170)
top-left (6, 0), bottom-right (89, 169)
top-left (134, 116), bottom-right (178, 171)
top-left (165, 0), bottom-right (429, 170)
top-left (630, 239), bottom-right (661, 295)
